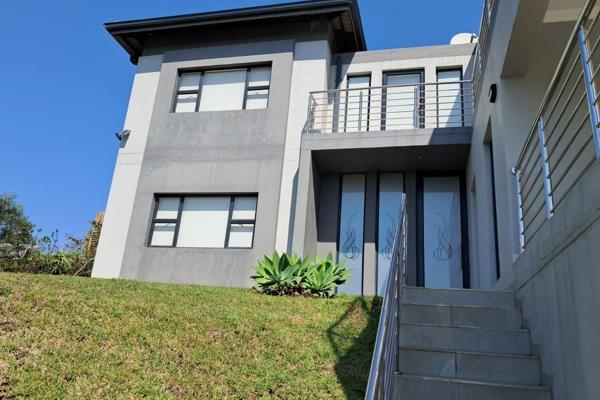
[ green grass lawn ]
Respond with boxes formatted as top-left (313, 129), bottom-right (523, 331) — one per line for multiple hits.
top-left (0, 272), bottom-right (379, 399)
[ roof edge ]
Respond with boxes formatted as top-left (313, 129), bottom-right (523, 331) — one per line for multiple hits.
top-left (106, 0), bottom-right (367, 64)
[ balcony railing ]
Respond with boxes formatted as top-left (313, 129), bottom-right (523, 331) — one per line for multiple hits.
top-left (306, 81), bottom-right (474, 134)
top-left (473, 0), bottom-right (496, 104)
top-left (513, 0), bottom-right (600, 249)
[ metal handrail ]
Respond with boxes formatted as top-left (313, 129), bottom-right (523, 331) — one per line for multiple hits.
top-left (307, 81), bottom-right (474, 134)
top-left (513, 0), bottom-right (600, 249)
top-left (311, 80), bottom-right (474, 95)
top-left (473, 0), bottom-right (496, 105)
top-left (364, 194), bottom-right (408, 400)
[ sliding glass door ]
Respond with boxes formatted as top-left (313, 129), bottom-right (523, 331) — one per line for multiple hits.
top-left (337, 174), bottom-right (366, 294)
top-left (383, 71), bottom-right (423, 130)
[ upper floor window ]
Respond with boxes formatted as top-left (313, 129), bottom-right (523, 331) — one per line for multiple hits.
top-left (173, 66), bottom-right (271, 113)
top-left (149, 194), bottom-right (257, 249)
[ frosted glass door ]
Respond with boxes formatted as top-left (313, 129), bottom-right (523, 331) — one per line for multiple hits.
top-left (423, 177), bottom-right (463, 288)
top-left (437, 70), bottom-right (463, 127)
top-left (384, 73), bottom-right (422, 130)
top-left (377, 173), bottom-right (404, 295)
top-left (338, 174), bottom-right (366, 295)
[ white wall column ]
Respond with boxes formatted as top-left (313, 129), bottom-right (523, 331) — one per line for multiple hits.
top-left (92, 55), bottom-right (163, 278)
top-left (275, 41), bottom-right (331, 253)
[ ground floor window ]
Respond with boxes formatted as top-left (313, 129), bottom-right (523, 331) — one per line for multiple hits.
top-left (148, 194), bottom-right (257, 249)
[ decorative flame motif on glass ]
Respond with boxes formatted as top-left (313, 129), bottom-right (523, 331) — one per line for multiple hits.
top-left (382, 212), bottom-right (398, 260)
top-left (433, 212), bottom-right (454, 261)
top-left (342, 213), bottom-right (360, 260)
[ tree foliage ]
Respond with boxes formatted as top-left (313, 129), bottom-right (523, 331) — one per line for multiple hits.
top-left (0, 193), bottom-right (35, 259)
top-left (0, 193), bottom-right (103, 277)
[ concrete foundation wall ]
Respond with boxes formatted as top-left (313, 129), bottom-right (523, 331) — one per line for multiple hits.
top-left (514, 161), bottom-right (600, 400)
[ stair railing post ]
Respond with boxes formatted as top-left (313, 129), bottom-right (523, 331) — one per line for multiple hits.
top-left (537, 117), bottom-right (555, 219)
top-left (358, 91), bottom-right (364, 132)
top-left (512, 167), bottom-right (526, 251)
top-left (577, 24), bottom-right (600, 159)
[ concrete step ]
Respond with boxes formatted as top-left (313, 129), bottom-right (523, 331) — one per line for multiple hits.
top-left (403, 287), bottom-right (516, 308)
top-left (398, 347), bottom-right (541, 385)
top-left (401, 303), bottom-right (522, 329)
top-left (393, 374), bottom-right (551, 400)
top-left (399, 323), bottom-right (531, 355)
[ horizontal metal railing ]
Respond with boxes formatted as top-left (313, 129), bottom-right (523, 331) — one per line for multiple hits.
top-left (513, 0), bottom-right (600, 249)
top-left (307, 81), bottom-right (474, 134)
top-left (473, 0), bottom-right (495, 105)
top-left (364, 195), bottom-right (407, 400)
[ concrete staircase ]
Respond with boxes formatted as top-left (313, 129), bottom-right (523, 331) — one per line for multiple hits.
top-left (393, 287), bottom-right (552, 400)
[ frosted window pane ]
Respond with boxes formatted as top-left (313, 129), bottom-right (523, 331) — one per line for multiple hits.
top-left (245, 89), bottom-right (269, 109)
top-left (384, 73), bottom-right (421, 130)
top-left (174, 93), bottom-right (198, 113)
top-left (437, 70), bottom-right (462, 128)
top-left (150, 223), bottom-right (176, 246)
top-left (156, 197), bottom-right (180, 219)
top-left (377, 173), bottom-right (404, 295)
top-left (178, 73), bottom-right (201, 91)
top-left (231, 197), bottom-right (257, 220)
top-left (345, 76), bottom-right (371, 132)
top-left (337, 174), bottom-right (365, 295)
top-left (248, 67), bottom-right (271, 87)
top-left (199, 70), bottom-right (246, 111)
top-left (177, 197), bottom-right (230, 248)
top-left (227, 224), bottom-right (254, 248)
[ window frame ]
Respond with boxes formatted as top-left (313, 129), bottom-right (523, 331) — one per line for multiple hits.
top-left (172, 65), bottom-right (271, 113)
top-left (344, 73), bottom-right (372, 132)
top-left (436, 67), bottom-right (465, 128)
top-left (381, 69), bottom-right (425, 130)
top-left (148, 193), bottom-right (258, 249)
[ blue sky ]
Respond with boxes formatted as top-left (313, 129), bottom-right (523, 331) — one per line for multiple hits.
top-left (0, 0), bottom-right (481, 241)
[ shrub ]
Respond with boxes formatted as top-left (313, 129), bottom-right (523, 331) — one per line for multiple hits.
top-left (252, 251), bottom-right (351, 297)
top-left (0, 212), bottom-right (103, 277)
top-left (303, 253), bottom-right (351, 298)
top-left (251, 251), bottom-right (311, 295)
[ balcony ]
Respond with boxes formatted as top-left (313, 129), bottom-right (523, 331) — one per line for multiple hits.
top-left (306, 81), bottom-right (474, 135)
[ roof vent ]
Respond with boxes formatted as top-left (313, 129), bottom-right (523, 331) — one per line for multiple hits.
top-left (450, 32), bottom-right (478, 45)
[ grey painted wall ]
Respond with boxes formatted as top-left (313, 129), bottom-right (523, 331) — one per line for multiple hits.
top-left (294, 136), bottom-right (472, 295)
top-left (119, 39), bottom-right (297, 286)
top-left (514, 161), bottom-right (600, 400)
top-left (471, 1), bottom-right (599, 398)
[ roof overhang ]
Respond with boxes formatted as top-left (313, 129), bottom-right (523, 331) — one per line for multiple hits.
top-left (105, 0), bottom-right (367, 64)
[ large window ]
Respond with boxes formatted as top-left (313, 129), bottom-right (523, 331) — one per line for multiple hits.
top-left (149, 195), bottom-right (257, 249)
top-left (173, 66), bottom-right (271, 113)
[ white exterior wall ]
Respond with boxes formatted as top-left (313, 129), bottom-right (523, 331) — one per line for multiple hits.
top-left (337, 54), bottom-right (473, 89)
top-left (92, 55), bottom-right (163, 278)
top-left (275, 40), bottom-right (331, 252)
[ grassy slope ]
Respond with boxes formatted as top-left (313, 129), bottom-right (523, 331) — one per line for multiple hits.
top-left (0, 273), bottom-right (379, 399)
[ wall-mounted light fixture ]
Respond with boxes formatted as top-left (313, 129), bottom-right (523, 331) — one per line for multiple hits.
top-left (489, 83), bottom-right (497, 103)
top-left (115, 129), bottom-right (131, 141)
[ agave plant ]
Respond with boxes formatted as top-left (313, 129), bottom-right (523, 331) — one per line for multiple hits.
top-left (303, 252), bottom-right (351, 297)
top-left (251, 251), bottom-right (311, 295)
